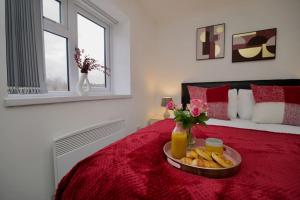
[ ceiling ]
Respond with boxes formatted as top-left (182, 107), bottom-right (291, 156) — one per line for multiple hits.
top-left (137, 0), bottom-right (202, 23)
top-left (137, 0), bottom-right (238, 24)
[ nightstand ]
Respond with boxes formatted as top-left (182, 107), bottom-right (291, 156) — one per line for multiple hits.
top-left (148, 115), bottom-right (164, 125)
top-left (148, 113), bottom-right (174, 125)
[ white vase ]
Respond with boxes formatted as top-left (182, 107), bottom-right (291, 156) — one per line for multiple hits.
top-left (77, 73), bottom-right (91, 96)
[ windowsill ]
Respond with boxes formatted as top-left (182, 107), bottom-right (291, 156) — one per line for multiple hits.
top-left (4, 93), bottom-right (132, 107)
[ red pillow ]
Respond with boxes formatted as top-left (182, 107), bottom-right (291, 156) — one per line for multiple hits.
top-left (251, 84), bottom-right (300, 126)
top-left (284, 86), bottom-right (300, 105)
top-left (251, 84), bottom-right (284, 103)
top-left (188, 85), bottom-right (230, 120)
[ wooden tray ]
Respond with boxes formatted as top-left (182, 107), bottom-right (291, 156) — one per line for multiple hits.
top-left (163, 138), bottom-right (242, 178)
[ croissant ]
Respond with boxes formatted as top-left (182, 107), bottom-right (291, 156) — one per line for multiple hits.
top-left (211, 152), bottom-right (233, 168)
top-left (203, 160), bottom-right (222, 168)
top-left (186, 150), bottom-right (198, 159)
top-left (195, 147), bottom-right (212, 161)
top-left (180, 157), bottom-right (193, 165)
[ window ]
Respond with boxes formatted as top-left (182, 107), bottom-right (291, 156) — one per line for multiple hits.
top-left (41, 0), bottom-right (110, 93)
top-left (43, 0), bottom-right (70, 92)
top-left (77, 14), bottom-right (106, 87)
top-left (6, 0), bottom-right (115, 101)
top-left (43, 0), bottom-right (61, 23)
top-left (41, 0), bottom-right (111, 94)
top-left (44, 31), bottom-right (69, 91)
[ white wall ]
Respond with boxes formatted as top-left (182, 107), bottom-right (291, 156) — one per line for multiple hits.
top-left (0, 0), bottom-right (157, 199)
top-left (148, 0), bottom-right (300, 115)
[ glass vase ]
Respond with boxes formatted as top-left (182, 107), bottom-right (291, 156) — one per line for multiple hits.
top-left (77, 73), bottom-right (91, 96)
top-left (187, 126), bottom-right (196, 147)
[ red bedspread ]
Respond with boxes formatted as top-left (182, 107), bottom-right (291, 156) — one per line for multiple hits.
top-left (55, 119), bottom-right (300, 200)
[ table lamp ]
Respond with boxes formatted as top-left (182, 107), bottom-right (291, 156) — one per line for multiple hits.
top-left (161, 97), bottom-right (173, 119)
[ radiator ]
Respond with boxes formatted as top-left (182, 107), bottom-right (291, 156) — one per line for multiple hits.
top-left (53, 119), bottom-right (125, 187)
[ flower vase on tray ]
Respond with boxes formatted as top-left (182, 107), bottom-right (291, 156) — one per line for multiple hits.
top-left (166, 99), bottom-right (209, 152)
top-left (187, 126), bottom-right (196, 146)
top-left (74, 48), bottom-right (110, 96)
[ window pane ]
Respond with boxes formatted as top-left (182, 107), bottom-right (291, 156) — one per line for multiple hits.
top-left (77, 14), bottom-right (105, 87)
top-left (43, 0), bottom-right (61, 23)
top-left (44, 31), bottom-right (68, 91)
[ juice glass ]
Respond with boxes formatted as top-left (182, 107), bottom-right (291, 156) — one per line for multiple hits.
top-left (171, 122), bottom-right (187, 159)
top-left (205, 138), bottom-right (224, 153)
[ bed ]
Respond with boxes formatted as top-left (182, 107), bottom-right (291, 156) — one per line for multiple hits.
top-left (55, 79), bottom-right (300, 200)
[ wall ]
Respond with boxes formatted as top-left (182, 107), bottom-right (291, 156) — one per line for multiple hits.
top-left (148, 0), bottom-right (300, 115)
top-left (0, 0), bottom-right (157, 199)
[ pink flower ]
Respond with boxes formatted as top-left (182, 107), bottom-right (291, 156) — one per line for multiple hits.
top-left (191, 99), bottom-right (203, 108)
top-left (166, 101), bottom-right (175, 110)
top-left (190, 106), bottom-right (201, 117)
top-left (176, 104), bottom-right (182, 110)
top-left (203, 102), bottom-right (209, 112)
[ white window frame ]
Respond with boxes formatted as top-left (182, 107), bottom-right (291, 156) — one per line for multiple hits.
top-left (4, 0), bottom-right (132, 107)
top-left (41, 0), bottom-right (111, 95)
top-left (72, 4), bottom-right (111, 94)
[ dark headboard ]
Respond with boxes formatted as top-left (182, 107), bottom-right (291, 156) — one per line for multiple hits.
top-left (181, 79), bottom-right (300, 109)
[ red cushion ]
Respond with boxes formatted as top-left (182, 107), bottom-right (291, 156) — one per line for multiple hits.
top-left (187, 86), bottom-right (207, 100)
top-left (206, 85), bottom-right (229, 102)
top-left (251, 84), bottom-right (284, 103)
top-left (251, 84), bottom-right (300, 126)
top-left (188, 85), bottom-right (229, 120)
top-left (188, 85), bottom-right (229, 102)
top-left (283, 103), bottom-right (300, 126)
top-left (283, 86), bottom-right (300, 105)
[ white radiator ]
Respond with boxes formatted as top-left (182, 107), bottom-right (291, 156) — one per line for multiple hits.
top-left (53, 119), bottom-right (125, 187)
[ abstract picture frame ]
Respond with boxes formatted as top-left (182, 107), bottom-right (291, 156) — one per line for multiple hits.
top-left (196, 23), bottom-right (225, 60)
top-left (232, 28), bottom-right (277, 62)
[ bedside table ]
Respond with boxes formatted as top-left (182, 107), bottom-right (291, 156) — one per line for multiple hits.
top-left (148, 113), bottom-right (174, 125)
top-left (148, 115), bottom-right (164, 125)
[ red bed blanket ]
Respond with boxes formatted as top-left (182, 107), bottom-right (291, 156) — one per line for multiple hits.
top-left (55, 119), bottom-right (300, 200)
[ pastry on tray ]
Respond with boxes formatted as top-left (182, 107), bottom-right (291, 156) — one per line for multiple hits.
top-left (179, 147), bottom-right (233, 169)
top-left (211, 152), bottom-right (233, 168)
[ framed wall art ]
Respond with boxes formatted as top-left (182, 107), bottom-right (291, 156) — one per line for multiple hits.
top-left (196, 23), bottom-right (225, 60)
top-left (232, 28), bottom-right (276, 62)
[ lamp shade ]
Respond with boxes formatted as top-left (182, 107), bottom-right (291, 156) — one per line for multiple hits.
top-left (161, 97), bottom-right (173, 107)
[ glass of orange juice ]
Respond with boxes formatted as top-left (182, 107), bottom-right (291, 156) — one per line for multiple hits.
top-left (205, 138), bottom-right (224, 153)
top-left (171, 122), bottom-right (187, 159)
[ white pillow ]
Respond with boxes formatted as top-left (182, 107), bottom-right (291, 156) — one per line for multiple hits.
top-left (252, 102), bottom-right (285, 124)
top-left (237, 89), bottom-right (255, 120)
top-left (228, 89), bottom-right (238, 119)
